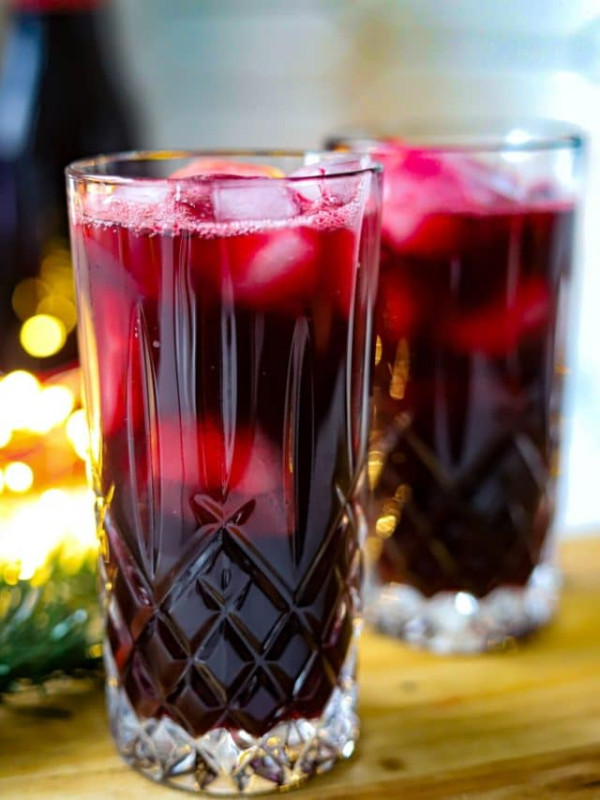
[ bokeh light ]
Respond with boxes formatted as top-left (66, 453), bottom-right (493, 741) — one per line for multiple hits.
top-left (0, 363), bottom-right (94, 582)
top-left (12, 277), bottom-right (50, 321)
top-left (0, 427), bottom-right (11, 449)
top-left (30, 385), bottom-right (75, 434)
top-left (4, 462), bottom-right (34, 493)
top-left (36, 294), bottom-right (78, 333)
top-left (40, 242), bottom-right (75, 298)
top-left (66, 409), bottom-right (90, 461)
top-left (0, 370), bottom-right (41, 430)
top-left (0, 487), bottom-right (97, 582)
top-left (20, 314), bottom-right (67, 358)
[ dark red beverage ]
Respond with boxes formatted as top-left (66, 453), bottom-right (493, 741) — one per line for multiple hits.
top-left (360, 137), bottom-right (581, 647)
top-left (68, 153), bottom-right (381, 792)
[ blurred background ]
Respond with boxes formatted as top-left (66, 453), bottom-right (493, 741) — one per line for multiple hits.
top-left (0, 0), bottom-right (598, 563)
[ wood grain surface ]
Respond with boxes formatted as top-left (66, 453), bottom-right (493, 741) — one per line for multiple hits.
top-left (0, 536), bottom-right (599, 799)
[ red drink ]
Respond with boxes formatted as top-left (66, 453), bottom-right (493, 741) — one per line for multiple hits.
top-left (351, 134), bottom-right (582, 651)
top-left (67, 153), bottom-right (381, 793)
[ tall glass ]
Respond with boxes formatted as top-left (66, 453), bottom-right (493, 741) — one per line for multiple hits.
top-left (331, 124), bottom-right (584, 653)
top-left (66, 152), bottom-right (382, 793)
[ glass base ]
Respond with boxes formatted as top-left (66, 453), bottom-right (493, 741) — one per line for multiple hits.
top-left (105, 643), bottom-right (358, 795)
top-left (367, 563), bottom-right (561, 654)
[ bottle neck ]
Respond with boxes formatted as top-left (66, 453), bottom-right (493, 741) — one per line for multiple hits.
top-left (12, 0), bottom-right (102, 12)
top-left (9, 1), bottom-right (107, 59)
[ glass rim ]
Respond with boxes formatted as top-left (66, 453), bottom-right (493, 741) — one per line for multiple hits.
top-left (65, 149), bottom-right (383, 185)
top-left (328, 118), bottom-right (586, 156)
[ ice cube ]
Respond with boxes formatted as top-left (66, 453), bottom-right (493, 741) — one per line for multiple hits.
top-left (319, 226), bottom-right (358, 318)
top-left (170, 159), bottom-right (290, 226)
top-left (173, 177), bottom-right (216, 224)
top-left (379, 269), bottom-right (418, 339)
top-left (455, 156), bottom-right (525, 207)
top-left (376, 146), bottom-right (518, 255)
top-left (82, 180), bottom-right (175, 231)
top-left (447, 276), bottom-right (550, 356)
top-left (86, 279), bottom-right (136, 437)
top-left (223, 226), bottom-right (320, 312)
top-left (288, 156), bottom-right (365, 212)
top-left (286, 164), bottom-right (325, 208)
top-left (235, 429), bottom-right (281, 496)
top-left (213, 180), bottom-right (300, 222)
top-left (155, 417), bottom-right (281, 498)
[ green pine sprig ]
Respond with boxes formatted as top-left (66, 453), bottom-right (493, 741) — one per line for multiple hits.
top-left (0, 549), bottom-right (102, 696)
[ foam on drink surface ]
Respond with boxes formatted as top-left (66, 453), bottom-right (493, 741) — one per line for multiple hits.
top-left (71, 170), bottom-right (369, 238)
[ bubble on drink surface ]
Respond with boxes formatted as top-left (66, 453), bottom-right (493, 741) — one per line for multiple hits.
top-left (76, 156), bottom-right (371, 236)
top-left (80, 180), bottom-right (176, 231)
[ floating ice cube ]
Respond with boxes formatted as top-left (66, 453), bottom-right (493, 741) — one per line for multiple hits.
top-left (172, 178), bottom-right (216, 224)
top-left (447, 276), bottom-right (551, 356)
top-left (286, 165), bottom-right (325, 208)
top-left (288, 156), bottom-right (366, 212)
top-left (224, 227), bottom-right (320, 311)
top-left (170, 159), bottom-right (290, 226)
top-left (213, 181), bottom-right (300, 223)
top-left (455, 155), bottom-right (525, 207)
top-left (376, 146), bottom-right (524, 254)
top-left (81, 180), bottom-right (175, 231)
top-left (169, 157), bottom-right (298, 223)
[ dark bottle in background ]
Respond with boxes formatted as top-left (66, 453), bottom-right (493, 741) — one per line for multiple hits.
top-left (0, 0), bottom-right (138, 372)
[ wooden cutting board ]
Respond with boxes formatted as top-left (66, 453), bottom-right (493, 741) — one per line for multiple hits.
top-left (0, 536), bottom-right (599, 799)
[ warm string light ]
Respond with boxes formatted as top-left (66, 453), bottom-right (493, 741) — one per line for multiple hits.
top-left (0, 366), bottom-right (96, 583)
top-left (20, 314), bottom-right (67, 358)
top-left (12, 238), bottom-right (77, 361)
top-left (0, 369), bottom-right (79, 466)
top-left (0, 236), bottom-right (97, 590)
top-left (65, 409), bottom-right (90, 461)
top-left (0, 487), bottom-right (97, 583)
top-left (4, 462), bottom-right (34, 494)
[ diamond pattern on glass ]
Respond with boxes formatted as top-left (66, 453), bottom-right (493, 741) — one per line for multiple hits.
top-left (105, 634), bottom-right (359, 795)
top-left (103, 488), bottom-right (362, 741)
top-left (375, 427), bottom-right (551, 597)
